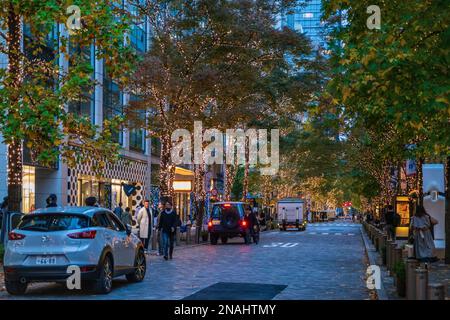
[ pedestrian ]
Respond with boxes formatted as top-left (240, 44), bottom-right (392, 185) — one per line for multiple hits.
top-left (121, 207), bottom-right (133, 226)
top-left (137, 199), bottom-right (152, 252)
top-left (113, 202), bottom-right (123, 220)
top-left (85, 196), bottom-right (98, 207)
top-left (158, 200), bottom-right (178, 260)
top-left (383, 205), bottom-right (396, 241)
top-left (243, 205), bottom-right (259, 244)
top-left (0, 196), bottom-right (8, 232)
top-left (410, 205), bottom-right (438, 263)
top-left (46, 194), bottom-right (58, 208)
top-left (0, 196), bottom-right (8, 215)
top-left (156, 201), bottom-right (165, 256)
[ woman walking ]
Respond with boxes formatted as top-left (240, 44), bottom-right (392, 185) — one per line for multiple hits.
top-left (410, 205), bottom-right (438, 262)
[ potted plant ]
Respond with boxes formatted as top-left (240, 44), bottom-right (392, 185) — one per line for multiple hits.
top-left (201, 230), bottom-right (209, 242)
top-left (394, 261), bottom-right (406, 297)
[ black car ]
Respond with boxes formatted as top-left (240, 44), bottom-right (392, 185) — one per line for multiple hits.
top-left (207, 202), bottom-right (257, 244)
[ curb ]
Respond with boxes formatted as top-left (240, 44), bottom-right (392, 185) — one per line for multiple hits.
top-left (360, 227), bottom-right (389, 300)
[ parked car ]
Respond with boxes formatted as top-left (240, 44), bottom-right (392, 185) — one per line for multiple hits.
top-left (207, 202), bottom-right (257, 244)
top-left (3, 206), bottom-right (146, 295)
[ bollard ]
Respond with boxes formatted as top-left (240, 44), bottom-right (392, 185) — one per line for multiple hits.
top-left (415, 267), bottom-right (428, 300)
top-left (427, 283), bottom-right (446, 300)
top-left (374, 232), bottom-right (379, 251)
top-left (406, 259), bottom-right (419, 300)
top-left (387, 242), bottom-right (395, 272)
top-left (186, 225), bottom-right (191, 245)
top-left (379, 234), bottom-right (386, 254)
top-left (151, 227), bottom-right (157, 250)
top-left (386, 240), bottom-right (392, 271)
top-left (392, 248), bottom-right (403, 273)
top-left (175, 226), bottom-right (180, 246)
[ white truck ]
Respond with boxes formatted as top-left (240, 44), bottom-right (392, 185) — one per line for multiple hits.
top-left (277, 198), bottom-right (306, 231)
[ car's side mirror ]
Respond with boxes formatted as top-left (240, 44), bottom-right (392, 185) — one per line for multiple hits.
top-left (125, 224), bottom-right (132, 236)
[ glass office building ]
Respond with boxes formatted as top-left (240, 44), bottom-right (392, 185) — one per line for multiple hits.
top-left (277, 0), bottom-right (326, 50)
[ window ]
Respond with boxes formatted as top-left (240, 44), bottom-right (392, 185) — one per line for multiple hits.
top-left (22, 166), bottom-right (35, 213)
top-left (92, 213), bottom-right (113, 229)
top-left (303, 13), bottom-right (314, 18)
top-left (18, 214), bottom-right (89, 232)
top-left (68, 44), bottom-right (94, 118)
top-left (103, 70), bottom-right (123, 143)
top-left (128, 95), bottom-right (145, 152)
top-left (108, 213), bottom-right (125, 231)
top-left (151, 137), bottom-right (161, 156)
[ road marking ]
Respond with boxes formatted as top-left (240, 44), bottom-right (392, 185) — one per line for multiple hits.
top-left (263, 242), bottom-right (299, 248)
top-left (281, 243), bottom-right (299, 248)
top-left (321, 233), bottom-right (329, 235)
top-left (335, 233), bottom-right (342, 235)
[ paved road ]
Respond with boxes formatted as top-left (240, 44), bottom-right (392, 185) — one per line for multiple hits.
top-left (0, 221), bottom-right (369, 300)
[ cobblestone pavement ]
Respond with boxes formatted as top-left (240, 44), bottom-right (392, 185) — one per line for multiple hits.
top-left (0, 222), bottom-right (370, 300)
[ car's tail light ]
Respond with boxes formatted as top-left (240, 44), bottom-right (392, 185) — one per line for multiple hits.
top-left (223, 203), bottom-right (231, 208)
top-left (80, 266), bottom-right (96, 272)
top-left (208, 221), bottom-right (213, 228)
top-left (67, 230), bottom-right (97, 239)
top-left (240, 220), bottom-right (247, 227)
top-left (8, 232), bottom-right (26, 241)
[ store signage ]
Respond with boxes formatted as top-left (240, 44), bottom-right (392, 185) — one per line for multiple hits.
top-left (173, 181), bottom-right (192, 192)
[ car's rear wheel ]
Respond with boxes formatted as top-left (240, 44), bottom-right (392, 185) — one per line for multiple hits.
top-left (5, 279), bottom-right (28, 295)
top-left (221, 236), bottom-right (228, 244)
top-left (126, 249), bottom-right (146, 283)
top-left (94, 255), bottom-right (113, 294)
top-left (210, 233), bottom-right (218, 245)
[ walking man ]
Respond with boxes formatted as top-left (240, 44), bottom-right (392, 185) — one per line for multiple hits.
top-left (113, 202), bottom-right (123, 220)
top-left (158, 200), bottom-right (178, 260)
top-left (46, 194), bottom-right (58, 208)
top-left (137, 200), bottom-right (152, 252)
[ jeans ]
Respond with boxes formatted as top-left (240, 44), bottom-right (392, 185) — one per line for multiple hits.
top-left (158, 230), bottom-right (163, 255)
top-left (140, 237), bottom-right (150, 250)
top-left (161, 231), bottom-right (174, 257)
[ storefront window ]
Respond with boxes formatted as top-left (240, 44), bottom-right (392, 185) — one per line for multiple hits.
top-left (22, 166), bottom-right (36, 213)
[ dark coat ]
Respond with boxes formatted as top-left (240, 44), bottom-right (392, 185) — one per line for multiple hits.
top-left (244, 212), bottom-right (258, 229)
top-left (158, 209), bottom-right (178, 234)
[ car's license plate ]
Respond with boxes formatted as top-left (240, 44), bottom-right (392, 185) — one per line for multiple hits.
top-left (36, 256), bottom-right (57, 265)
top-left (212, 220), bottom-right (220, 225)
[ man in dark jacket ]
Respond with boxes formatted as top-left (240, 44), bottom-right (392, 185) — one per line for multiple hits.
top-left (243, 206), bottom-right (259, 244)
top-left (46, 194), bottom-right (58, 208)
top-left (158, 200), bottom-right (178, 260)
top-left (384, 205), bottom-right (396, 240)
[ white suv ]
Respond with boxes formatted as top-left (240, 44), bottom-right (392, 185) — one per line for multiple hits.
top-left (3, 206), bottom-right (146, 295)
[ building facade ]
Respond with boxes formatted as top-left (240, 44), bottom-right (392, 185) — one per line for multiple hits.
top-left (277, 0), bottom-right (326, 49)
top-left (0, 4), bottom-right (154, 215)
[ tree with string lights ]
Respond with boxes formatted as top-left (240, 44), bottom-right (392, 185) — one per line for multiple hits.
top-left (0, 1), bottom-right (135, 211)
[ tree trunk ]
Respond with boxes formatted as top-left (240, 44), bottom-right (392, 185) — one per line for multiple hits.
top-left (417, 158), bottom-right (424, 205)
top-left (224, 164), bottom-right (236, 200)
top-left (193, 162), bottom-right (206, 243)
top-left (445, 156), bottom-right (450, 264)
top-left (242, 139), bottom-right (249, 201)
top-left (6, 4), bottom-right (23, 212)
top-left (159, 133), bottom-right (175, 199)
